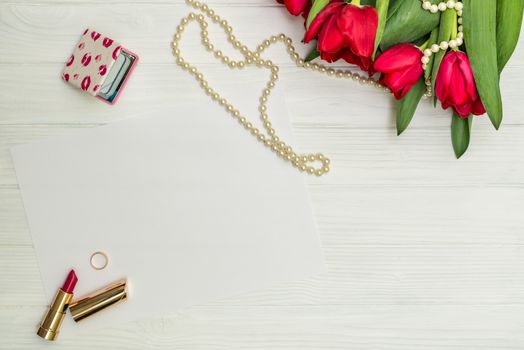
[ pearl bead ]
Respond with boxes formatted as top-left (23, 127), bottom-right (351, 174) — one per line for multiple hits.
top-left (422, 1), bottom-right (432, 10)
top-left (449, 40), bottom-right (457, 49)
top-left (458, 25), bottom-right (463, 32)
top-left (430, 4), bottom-right (439, 13)
top-left (457, 32), bottom-right (464, 39)
top-left (456, 37), bottom-right (463, 46)
top-left (421, 56), bottom-right (430, 64)
top-left (454, 2), bottom-right (463, 10)
top-left (424, 49), bottom-right (432, 56)
top-left (439, 41), bottom-right (449, 50)
top-left (438, 2), bottom-right (447, 11)
top-left (431, 44), bottom-right (440, 53)
top-left (446, 0), bottom-right (455, 8)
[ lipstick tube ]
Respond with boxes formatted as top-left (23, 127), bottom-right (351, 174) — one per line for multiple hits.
top-left (37, 270), bottom-right (77, 341)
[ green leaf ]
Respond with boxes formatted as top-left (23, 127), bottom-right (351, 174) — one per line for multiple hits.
top-left (380, 0), bottom-right (440, 50)
top-left (396, 79), bottom-right (426, 135)
top-left (463, 0), bottom-right (503, 129)
top-left (387, 0), bottom-right (404, 20)
top-left (305, 46), bottom-right (320, 62)
top-left (373, 0), bottom-right (390, 58)
top-left (424, 27), bottom-right (440, 81)
top-left (451, 113), bottom-right (471, 158)
top-left (430, 9), bottom-right (455, 106)
top-left (496, 0), bottom-right (524, 73)
top-left (306, 0), bottom-right (329, 29)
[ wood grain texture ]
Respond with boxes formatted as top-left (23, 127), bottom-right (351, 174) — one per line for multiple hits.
top-left (1, 1), bottom-right (524, 349)
top-left (1, 305), bottom-right (524, 349)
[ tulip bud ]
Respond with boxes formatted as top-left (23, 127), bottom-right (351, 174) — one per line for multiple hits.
top-left (373, 43), bottom-right (424, 99)
top-left (435, 51), bottom-right (486, 118)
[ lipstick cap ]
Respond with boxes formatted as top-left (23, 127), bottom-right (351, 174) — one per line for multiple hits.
top-left (69, 279), bottom-right (128, 322)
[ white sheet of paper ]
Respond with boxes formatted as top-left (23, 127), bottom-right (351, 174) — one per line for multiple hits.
top-left (10, 91), bottom-right (324, 336)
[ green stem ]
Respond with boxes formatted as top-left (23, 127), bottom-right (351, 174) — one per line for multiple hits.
top-left (451, 10), bottom-right (458, 50)
top-left (351, 0), bottom-right (361, 5)
top-left (419, 38), bottom-right (430, 51)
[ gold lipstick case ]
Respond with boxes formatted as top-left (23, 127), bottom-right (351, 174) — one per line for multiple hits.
top-left (37, 289), bottom-right (73, 340)
top-left (69, 279), bottom-right (128, 322)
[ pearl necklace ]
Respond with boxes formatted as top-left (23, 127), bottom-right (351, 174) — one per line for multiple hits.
top-left (419, 1), bottom-right (465, 98)
top-left (171, 0), bottom-right (390, 176)
top-left (420, 1), bottom-right (464, 71)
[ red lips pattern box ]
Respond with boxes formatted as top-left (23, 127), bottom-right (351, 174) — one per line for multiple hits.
top-left (62, 29), bottom-right (138, 104)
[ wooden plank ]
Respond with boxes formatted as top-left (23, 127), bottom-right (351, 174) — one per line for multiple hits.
top-left (0, 216), bottom-right (524, 306)
top-left (0, 188), bottom-right (32, 246)
top-left (0, 2), bottom-right (522, 66)
top-left (2, 124), bottom-right (524, 186)
top-left (1, 63), bottom-right (524, 127)
top-left (0, 246), bottom-right (45, 306)
top-left (3, 184), bottom-right (524, 247)
top-left (1, 305), bottom-right (523, 349)
top-left (0, 3), bottom-right (309, 64)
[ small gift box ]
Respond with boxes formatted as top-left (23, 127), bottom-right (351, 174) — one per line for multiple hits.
top-left (62, 29), bottom-right (139, 104)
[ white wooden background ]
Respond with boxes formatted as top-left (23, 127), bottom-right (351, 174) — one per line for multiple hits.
top-left (1, 0), bottom-right (524, 349)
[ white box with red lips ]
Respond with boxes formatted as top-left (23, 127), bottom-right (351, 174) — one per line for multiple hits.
top-left (62, 28), bottom-right (139, 104)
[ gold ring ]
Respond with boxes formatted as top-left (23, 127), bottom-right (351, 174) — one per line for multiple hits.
top-left (90, 251), bottom-right (109, 270)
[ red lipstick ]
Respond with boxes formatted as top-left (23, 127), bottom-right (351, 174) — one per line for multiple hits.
top-left (62, 270), bottom-right (78, 294)
top-left (37, 269), bottom-right (78, 341)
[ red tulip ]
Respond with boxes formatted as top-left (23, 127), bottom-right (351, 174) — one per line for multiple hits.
top-left (435, 51), bottom-right (485, 118)
top-left (304, 1), bottom-right (377, 75)
top-left (374, 43), bottom-right (424, 99)
top-left (277, 0), bottom-right (310, 16)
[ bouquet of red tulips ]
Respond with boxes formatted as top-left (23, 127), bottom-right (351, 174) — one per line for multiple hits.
top-left (278, 0), bottom-right (523, 157)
